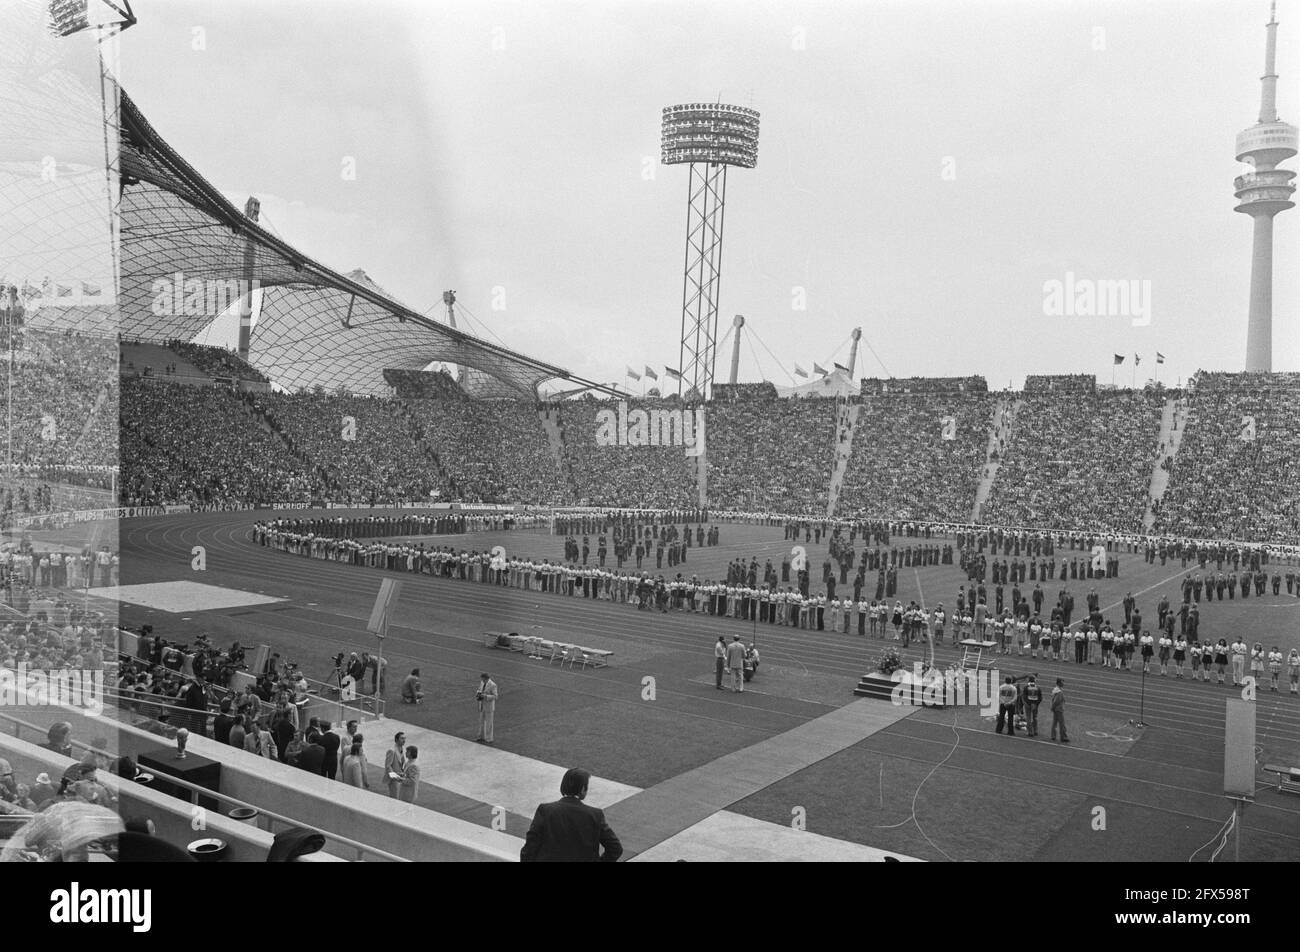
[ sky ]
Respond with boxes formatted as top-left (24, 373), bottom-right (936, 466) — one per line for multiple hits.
top-left (116, 0), bottom-right (1300, 391)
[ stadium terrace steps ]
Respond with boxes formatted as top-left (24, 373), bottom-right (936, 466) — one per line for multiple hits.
top-left (972, 397), bottom-right (1016, 522)
top-left (76, 381), bottom-right (111, 446)
top-left (252, 398), bottom-right (333, 488)
top-left (1144, 396), bottom-right (1186, 529)
top-left (395, 402), bottom-right (455, 489)
top-left (537, 406), bottom-right (578, 502)
top-left (825, 403), bottom-right (860, 518)
top-left (537, 406), bottom-right (566, 465)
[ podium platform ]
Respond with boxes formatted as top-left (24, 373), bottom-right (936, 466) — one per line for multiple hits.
top-left (853, 672), bottom-right (898, 701)
top-left (959, 639), bottom-right (998, 670)
top-left (853, 670), bottom-right (947, 708)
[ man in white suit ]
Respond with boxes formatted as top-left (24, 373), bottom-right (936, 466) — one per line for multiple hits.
top-left (383, 731), bottom-right (406, 798)
top-left (476, 673), bottom-right (498, 744)
top-left (725, 636), bottom-right (747, 693)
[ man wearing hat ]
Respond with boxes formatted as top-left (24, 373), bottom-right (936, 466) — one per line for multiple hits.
top-left (31, 773), bottom-right (57, 808)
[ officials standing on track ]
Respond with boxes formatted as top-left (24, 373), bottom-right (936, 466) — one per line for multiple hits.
top-left (1050, 679), bottom-right (1069, 743)
top-left (726, 635), bottom-right (746, 692)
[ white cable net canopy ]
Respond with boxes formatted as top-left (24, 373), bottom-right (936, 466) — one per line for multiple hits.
top-left (116, 93), bottom-right (598, 398)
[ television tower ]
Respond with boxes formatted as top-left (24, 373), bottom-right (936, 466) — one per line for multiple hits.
top-left (1235, 1), bottom-right (1297, 372)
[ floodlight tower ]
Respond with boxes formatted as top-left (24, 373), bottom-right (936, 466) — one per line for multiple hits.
top-left (661, 103), bottom-right (760, 400)
top-left (1235, 1), bottom-right (1297, 372)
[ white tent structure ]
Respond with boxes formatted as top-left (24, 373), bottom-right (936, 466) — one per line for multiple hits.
top-left (774, 367), bottom-right (856, 399)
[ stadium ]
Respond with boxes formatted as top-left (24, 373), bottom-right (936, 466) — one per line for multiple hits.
top-left (1, 0), bottom-right (1298, 878)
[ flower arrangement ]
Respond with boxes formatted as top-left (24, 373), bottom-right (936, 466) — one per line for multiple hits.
top-left (875, 645), bottom-right (904, 677)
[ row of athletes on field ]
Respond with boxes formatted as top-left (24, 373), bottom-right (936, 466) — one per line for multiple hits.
top-left (260, 515), bottom-right (1136, 645)
top-left (254, 518), bottom-right (1300, 691)
top-left (937, 610), bottom-right (1298, 691)
top-left (759, 511), bottom-right (1300, 564)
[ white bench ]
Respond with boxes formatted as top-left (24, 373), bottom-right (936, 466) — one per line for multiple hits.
top-left (1263, 763), bottom-right (1300, 795)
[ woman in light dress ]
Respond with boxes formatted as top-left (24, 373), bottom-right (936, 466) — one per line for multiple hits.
top-left (341, 737), bottom-right (371, 790)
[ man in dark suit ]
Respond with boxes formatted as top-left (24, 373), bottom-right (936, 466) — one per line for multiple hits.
top-left (182, 677), bottom-right (210, 738)
top-left (315, 720), bottom-right (341, 780)
top-left (297, 734), bottom-right (325, 775)
top-left (212, 700), bottom-right (236, 746)
top-left (521, 767), bottom-right (622, 863)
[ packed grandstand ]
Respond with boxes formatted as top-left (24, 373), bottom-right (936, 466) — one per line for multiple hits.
top-left (3, 25), bottom-right (1295, 550)
top-left (1, 325), bottom-right (1298, 550)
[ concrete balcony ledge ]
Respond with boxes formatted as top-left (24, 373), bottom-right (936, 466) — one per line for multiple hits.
top-left (1234, 170), bottom-right (1297, 190)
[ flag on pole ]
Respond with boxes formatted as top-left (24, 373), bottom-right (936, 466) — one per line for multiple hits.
top-left (643, 365), bottom-right (658, 381)
top-left (1156, 352), bottom-right (1165, 364)
top-left (833, 362), bottom-right (849, 373)
top-left (794, 364), bottom-right (809, 378)
top-left (55, 284), bottom-right (72, 297)
top-left (1134, 354), bottom-right (1141, 366)
top-left (625, 365), bottom-right (641, 381)
top-left (1113, 354), bottom-right (1125, 365)
top-left (664, 367), bottom-right (682, 380)
top-left (81, 281), bottom-right (101, 296)
top-left (813, 362), bottom-right (829, 376)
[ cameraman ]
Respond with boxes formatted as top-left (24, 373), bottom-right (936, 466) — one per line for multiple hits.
top-left (347, 652), bottom-right (367, 686)
top-left (330, 652), bottom-right (346, 693)
top-left (161, 641), bottom-right (184, 672)
top-left (191, 645), bottom-right (208, 682)
top-left (401, 668), bottom-right (424, 704)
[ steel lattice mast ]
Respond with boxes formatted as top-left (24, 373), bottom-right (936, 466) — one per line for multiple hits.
top-left (661, 103), bottom-right (759, 400)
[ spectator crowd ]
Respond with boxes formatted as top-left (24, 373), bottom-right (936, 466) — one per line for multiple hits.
top-left (981, 391), bottom-right (1164, 533)
top-left (837, 393), bottom-right (991, 522)
top-left (706, 396), bottom-right (837, 515)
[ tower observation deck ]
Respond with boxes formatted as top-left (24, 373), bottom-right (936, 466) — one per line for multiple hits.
top-left (1235, 1), bottom-right (1297, 372)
